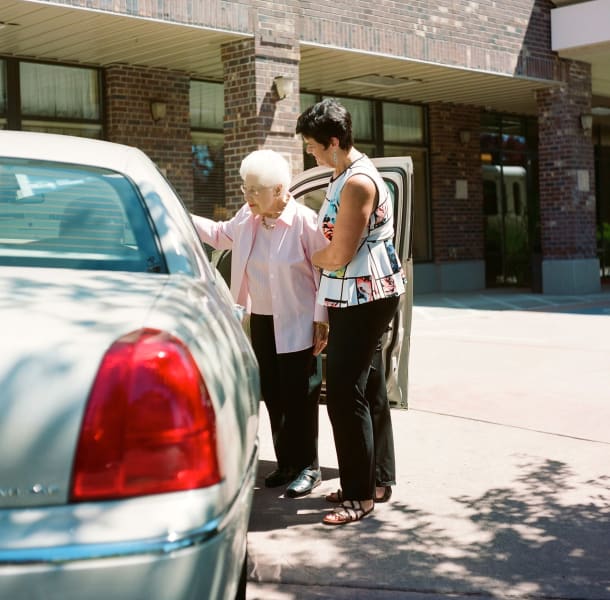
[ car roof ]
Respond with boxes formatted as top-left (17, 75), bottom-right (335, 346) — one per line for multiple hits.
top-left (0, 130), bottom-right (145, 172)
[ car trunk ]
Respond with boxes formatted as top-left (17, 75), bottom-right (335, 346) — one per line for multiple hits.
top-left (0, 267), bottom-right (167, 508)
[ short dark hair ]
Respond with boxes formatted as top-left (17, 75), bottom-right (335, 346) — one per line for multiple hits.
top-left (295, 98), bottom-right (354, 150)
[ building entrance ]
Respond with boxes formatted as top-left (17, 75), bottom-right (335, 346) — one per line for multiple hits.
top-left (481, 114), bottom-right (539, 289)
top-left (596, 144), bottom-right (610, 282)
top-left (483, 164), bottom-right (530, 286)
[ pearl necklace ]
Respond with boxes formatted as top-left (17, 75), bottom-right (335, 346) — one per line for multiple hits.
top-left (261, 216), bottom-right (276, 230)
top-left (260, 197), bottom-right (287, 230)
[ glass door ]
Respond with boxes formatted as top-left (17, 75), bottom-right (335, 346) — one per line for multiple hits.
top-left (481, 114), bottom-right (538, 288)
top-left (595, 140), bottom-right (610, 281)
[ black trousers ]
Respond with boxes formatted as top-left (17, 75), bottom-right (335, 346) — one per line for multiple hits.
top-left (366, 340), bottom-right (397, 488)
top-left (250, 314), bottom-right (319, 472)
top-left (325, 296), bottom-right (400, 500)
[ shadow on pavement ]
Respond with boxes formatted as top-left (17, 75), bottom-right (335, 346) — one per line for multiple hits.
top-left (249, 460), bottom-right (341, 533)
top-left (248, 453), bottom-right (610, 598)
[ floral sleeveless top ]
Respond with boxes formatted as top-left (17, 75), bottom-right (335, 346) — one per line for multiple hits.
top-left (317, 155), bottom-right (406, 307)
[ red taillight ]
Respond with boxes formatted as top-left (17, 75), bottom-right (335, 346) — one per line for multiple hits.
top-left (70, 328), bottom-right (222, 502)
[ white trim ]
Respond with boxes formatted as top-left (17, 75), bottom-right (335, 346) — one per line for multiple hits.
top-left (551, 0), bottom-right (610, 51)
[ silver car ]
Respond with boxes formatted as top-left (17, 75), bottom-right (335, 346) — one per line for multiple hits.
top-left (0, 131), bottom-right (260, 600)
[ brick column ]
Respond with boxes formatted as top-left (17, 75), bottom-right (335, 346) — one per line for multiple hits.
top-left (104, 65), bottom-right (194, 209)
top-left (535, 59), bottom-right (599, 294)
top-left (427, 103), bottom-right (485, 291)
top-left (221, 10), bottom-right (301, 214)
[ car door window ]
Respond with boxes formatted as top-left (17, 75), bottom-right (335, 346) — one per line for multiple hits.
top-left (296, 172), bottom-right (405, 255)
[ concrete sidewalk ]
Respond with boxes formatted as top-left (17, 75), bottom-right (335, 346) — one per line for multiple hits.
top-left (245, 290), bottom-right (610, 600)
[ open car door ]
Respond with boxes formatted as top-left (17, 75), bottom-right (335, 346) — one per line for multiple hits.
top-left (290, 156), bottom-right (414, 408)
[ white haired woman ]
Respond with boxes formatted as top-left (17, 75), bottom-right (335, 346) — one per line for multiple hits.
top-left (192, 149), bottom-right (330, 498)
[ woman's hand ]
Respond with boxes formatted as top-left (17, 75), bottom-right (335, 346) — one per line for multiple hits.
top-left (313, 321), bottom-right (329, 356)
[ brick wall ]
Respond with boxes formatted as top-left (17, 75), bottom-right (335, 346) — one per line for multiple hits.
top-left (104, 65), bottom-right (194, 209)
top-left (67, 0), bottom-right (559, 83)
top-left (221, 6), bottom-right (302, 215)
top-left (429, 103), bottom-right (484, 263)
top-left (298, 0), bottom-right (558, 80)
top-left (536, 60), bottom-right (597, 260)
top-left (221, 39), bottom-right (258, 212)
top-left (52, 0), bottom-right (251, 34)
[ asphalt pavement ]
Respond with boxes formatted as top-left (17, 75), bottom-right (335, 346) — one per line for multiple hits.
top-left (245, 288), bottom-right (610, 600)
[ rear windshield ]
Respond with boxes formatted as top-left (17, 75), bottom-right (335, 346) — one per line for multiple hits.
top-left (0, 158), bottom-right (165, 273)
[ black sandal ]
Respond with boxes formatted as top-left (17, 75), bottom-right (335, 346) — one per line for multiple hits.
top-left (323, 500), bottom-right (374, 525)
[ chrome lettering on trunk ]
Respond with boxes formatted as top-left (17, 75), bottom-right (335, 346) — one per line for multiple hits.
top-left (0, 484), bottom-right (60, 497)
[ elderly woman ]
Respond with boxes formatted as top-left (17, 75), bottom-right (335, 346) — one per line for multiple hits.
top-left (191, 149), bottom-right (329, 498)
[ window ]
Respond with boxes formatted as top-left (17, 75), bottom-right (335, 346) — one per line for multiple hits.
top-left (0, 158), bottom-right (164, 273)
top-left (190, 80), bottom-right (224, 130)
top-left (20, 63), bottom-right (100, 120)
top-left (1, 59), bottom-right (102, 138)
top-left (190, 81), bottom-right (225, 218)
top-left (383, 102), bottom-right (424, 144)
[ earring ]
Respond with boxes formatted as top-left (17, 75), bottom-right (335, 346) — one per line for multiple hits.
top-left (332, 150), bottom-right (337, 165)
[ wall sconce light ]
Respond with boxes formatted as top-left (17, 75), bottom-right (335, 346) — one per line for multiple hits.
top-left (150, 101), bottom-right (167, 121)
top-left (458, 129), bottom-right (471, 145)
top-left (580, 113), bottom-right (593, 131)
top-left (273, 76), bottom-right (292, 100)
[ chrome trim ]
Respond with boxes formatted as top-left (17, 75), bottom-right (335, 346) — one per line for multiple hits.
top-left (0, 443), bottom-right (258, 566)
